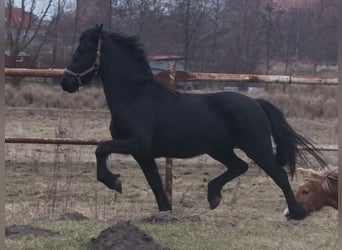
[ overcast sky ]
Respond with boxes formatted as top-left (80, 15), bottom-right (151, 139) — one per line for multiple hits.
top-left (11, 0), bottom-right (76, 19)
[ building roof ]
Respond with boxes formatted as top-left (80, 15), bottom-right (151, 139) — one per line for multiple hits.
top-left (5, 7), bottom-right (33, 29)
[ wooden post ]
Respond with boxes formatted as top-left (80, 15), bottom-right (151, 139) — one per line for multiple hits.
top-left (165, 61), bottom-right (176, 208)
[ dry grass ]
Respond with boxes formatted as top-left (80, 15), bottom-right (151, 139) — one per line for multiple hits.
top-left (5, 83), bottom-right (107, 109)
top-left (5, 82), bottom-right (338, 119)
top-left (258, 85), bottom-right (337, 119)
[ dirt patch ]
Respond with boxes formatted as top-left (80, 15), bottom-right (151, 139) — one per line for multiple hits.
top-left (89, 221), bottom-right (168, 250)
top-left (36, 211), bottom-right (89, 222)
top-left (5, 224), bottom-right (60, 238)
top-left (57, 211), bottom-right (89, 221)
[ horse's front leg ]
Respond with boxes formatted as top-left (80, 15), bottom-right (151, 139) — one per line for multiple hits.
top-left (133, 156), bottom-right (171, 211)
top-left (95, 139), bottom-right (139, 193)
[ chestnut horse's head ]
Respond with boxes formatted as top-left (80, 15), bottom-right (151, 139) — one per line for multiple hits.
top-left (285, 167), bottom-right (338, 218)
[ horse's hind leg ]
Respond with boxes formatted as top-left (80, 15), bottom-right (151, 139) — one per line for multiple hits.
top-left (247, 151), bottom-right (306, 220)
top-left (207, 149), bottom-right (248, 209)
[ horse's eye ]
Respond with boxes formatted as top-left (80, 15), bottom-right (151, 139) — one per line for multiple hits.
top-left (302, 190), bottom-right (309, 195)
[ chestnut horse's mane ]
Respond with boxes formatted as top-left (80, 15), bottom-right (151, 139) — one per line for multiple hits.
top-left (305, 167), bottom-right (338, 194)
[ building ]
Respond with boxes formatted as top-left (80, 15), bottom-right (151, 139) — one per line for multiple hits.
top-left (5, 50), bottom-right (30, 68)
top-left (5, 7), bottom-right (36, 41)
top-left (150, 55), bottom-right (193, 91)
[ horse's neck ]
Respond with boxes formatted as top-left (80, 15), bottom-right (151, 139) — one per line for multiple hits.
top-left (100, 68), bottom-right (158, 115)
top-left (100, 55), bottom-right (147, 105)
top-left (99, 42), bottom-right (168, 112)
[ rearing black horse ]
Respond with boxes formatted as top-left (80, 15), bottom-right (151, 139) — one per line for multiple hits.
top-left (60, 25), bottom-right (326, 220)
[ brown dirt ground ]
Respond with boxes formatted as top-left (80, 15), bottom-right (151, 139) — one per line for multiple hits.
top-left (5, 224), bottom-right (60, 238)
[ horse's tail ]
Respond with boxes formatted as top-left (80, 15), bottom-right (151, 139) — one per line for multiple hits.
top-left (256, 98), bottom-right (326, 177)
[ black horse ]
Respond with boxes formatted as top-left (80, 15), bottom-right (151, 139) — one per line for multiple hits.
top-left (60, 25), bottom-right (326, 220)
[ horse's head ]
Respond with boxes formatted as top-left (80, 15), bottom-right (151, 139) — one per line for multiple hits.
top-left (61, 24), bottom-right (103, 93)
top-left (284, 167), bottom-right (338, 218)
top-left (294, 169), bottom-right (326, 215)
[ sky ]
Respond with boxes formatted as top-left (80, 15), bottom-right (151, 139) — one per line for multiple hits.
top-left (10, 0), bottom-right (76, 20)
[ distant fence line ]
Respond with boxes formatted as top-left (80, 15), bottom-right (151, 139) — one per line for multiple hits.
top-left (5, 68), bottom-right (338, 85)
top-left (5, 137), bottom-right (338, 152)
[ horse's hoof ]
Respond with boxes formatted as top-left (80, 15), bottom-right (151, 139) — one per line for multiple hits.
top-left (209, 195), bottom-right (221, 210)
top-left (284, 206), bottom-right (306, 220)
top-left (285, 213), bottom-right (305, 221)
top-left (113, 178), bottom-right (122, 194)
top-left (100, 176), bottom-right (122, 193)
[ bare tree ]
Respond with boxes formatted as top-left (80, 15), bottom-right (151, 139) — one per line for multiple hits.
top-left (308, 0), bottom-right (338, 74)
top-left (75, 0), bottom-right (112, 32)
top-left (5, 0), bottom-right (54, 84)
top-left (221, 0), bottom-right (266, 74)
top-left (6, 0), bottom-right (54, 66)
top-left (72, 0), bottom-right (111, 51)
top-left (260, 0), bottom-right (283, 74)
top-left (6, 0), bottom-right (337, 80)
top-left (278, 0), bottom-right (338, 75)
top-left (174, 0), bottom-right (209, 70)
top-left (51, 0), bottom-right (67, 67)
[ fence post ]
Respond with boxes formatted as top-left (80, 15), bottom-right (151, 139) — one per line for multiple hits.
top-left (165, 61), bottom-right (176, 209)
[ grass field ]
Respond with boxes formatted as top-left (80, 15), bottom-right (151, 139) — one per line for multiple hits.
top-left (5, 103), bottom-right (338, 249)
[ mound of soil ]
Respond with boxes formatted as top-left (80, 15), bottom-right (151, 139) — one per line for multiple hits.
top-left (89, 221), bottom-right (167, 250)
top-left (5, 224), bottom-right (60, 238)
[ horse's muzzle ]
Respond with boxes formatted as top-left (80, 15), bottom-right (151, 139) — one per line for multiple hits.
top-left (60, 74), bottom-right (79, 93)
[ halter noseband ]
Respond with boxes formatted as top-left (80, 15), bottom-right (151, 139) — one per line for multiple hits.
top-left (64, 36), bottom-right (102, 87)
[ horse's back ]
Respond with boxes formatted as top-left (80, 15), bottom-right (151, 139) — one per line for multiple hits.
top-left (149, 91), bottom-right (272, 158)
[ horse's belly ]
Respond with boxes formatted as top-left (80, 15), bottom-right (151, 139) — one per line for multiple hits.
top-left (151, 129), bottom-right (233, 158)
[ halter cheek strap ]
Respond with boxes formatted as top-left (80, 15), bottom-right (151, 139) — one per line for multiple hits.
top-left (65, 36), bottom-right (102, 86)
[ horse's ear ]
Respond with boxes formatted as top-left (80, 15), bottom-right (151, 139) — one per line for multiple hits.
top-left (95, 24), bottom-right (103, 32)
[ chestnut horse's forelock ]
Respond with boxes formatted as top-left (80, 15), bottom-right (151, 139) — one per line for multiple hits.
top-left (303, 168), bottom-right (338, 193)
top-left (298, 167), bottom-right (338, 211)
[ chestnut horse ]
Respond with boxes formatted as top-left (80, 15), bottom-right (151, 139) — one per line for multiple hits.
top-left (285, 167), bottom-right (338, 218)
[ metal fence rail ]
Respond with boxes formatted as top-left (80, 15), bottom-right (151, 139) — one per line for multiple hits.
top-left (5, 137), bottom-right (338, 152)
top-left (5, 68), bottom-right (338, 85)
top-left (5, 137), bottom-right (105, 145)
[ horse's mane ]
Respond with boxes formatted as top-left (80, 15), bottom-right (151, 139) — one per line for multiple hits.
top-left (320, 167), bottom-right (338, 194)
top-left (104, 31), bottom-right (177, 94)
top-left (307, 167), bottom-right (338, 194)
top-left (105, 32), bottom-right (153, 76)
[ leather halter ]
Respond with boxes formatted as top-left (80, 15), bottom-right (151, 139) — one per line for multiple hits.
top-left (64, 36), bottom-right (102, 86)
